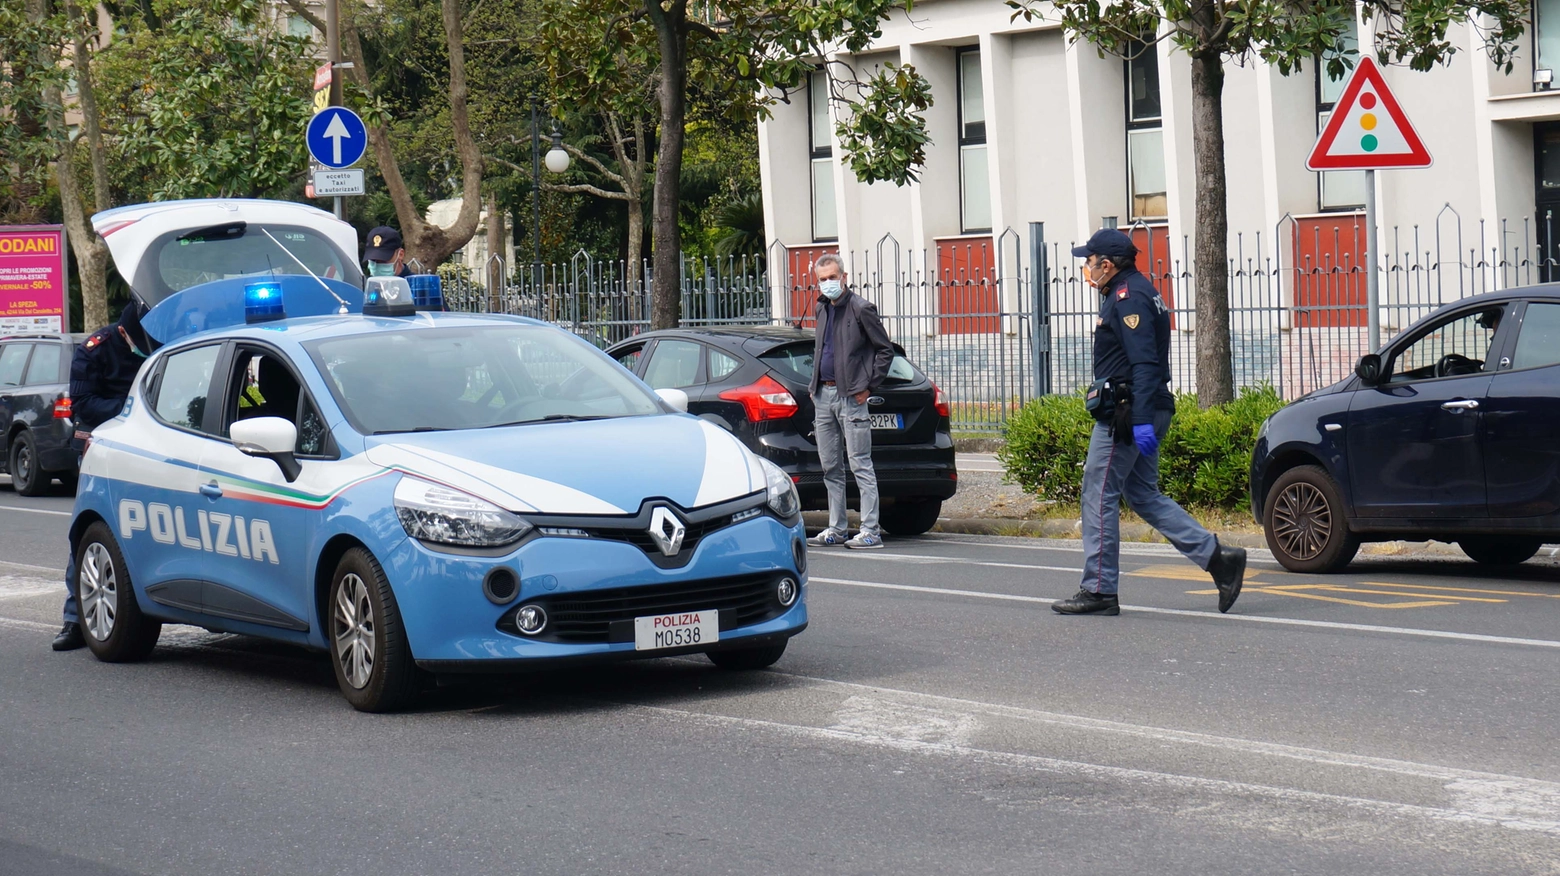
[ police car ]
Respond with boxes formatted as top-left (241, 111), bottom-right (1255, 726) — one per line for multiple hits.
top-left (71, 200), bottom-right (808, 711)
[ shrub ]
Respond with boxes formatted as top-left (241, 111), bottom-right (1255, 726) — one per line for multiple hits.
top-left (1000, 386), bottom-right (1285, 512)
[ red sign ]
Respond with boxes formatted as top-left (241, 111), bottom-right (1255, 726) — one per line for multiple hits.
top-left (1306, 57), bottom-right (1432, 171)
top-left (0, 225), bottom-right (68, 335)
top-left (313, 63), bottom-right (333, 92)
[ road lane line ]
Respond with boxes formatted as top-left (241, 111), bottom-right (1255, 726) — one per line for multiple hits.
top-left (808, 576), bottom-right (1560, 649)
top-left (0, 560), bottom-right (65, 574)
top-left (627, 701), bottom-right (1560, 835)
top-left (813, 550), bottom-right (1082, 574)
top-left (0, 616), bottom-right (56, 632)
top-left (0, 504), bottom-right (70, 517)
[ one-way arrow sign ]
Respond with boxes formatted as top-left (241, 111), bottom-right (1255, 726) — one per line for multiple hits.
top-left (306, 107), bottom-right (367, 169)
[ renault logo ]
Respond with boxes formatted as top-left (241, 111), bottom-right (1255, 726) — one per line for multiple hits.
top-left (648, 506), bottom-right (686, 557)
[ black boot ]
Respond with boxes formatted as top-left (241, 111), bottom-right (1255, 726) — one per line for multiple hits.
top-left (1209, 542), bottom-right (1247, 614)
top-left (1052, 589), bottom-right (1120, 616)
top-left (52, 622), bottom-right (85, 652)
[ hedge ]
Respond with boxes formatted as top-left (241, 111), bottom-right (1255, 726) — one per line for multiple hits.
top-left (997, 386), bottom-right (1285, 512)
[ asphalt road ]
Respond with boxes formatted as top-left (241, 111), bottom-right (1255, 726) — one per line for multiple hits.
top-left (4, 476), bottom-right (1560, 875)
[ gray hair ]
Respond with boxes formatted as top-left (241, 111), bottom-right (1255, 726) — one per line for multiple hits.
top-left (814, 253), bottom-right (845, 275)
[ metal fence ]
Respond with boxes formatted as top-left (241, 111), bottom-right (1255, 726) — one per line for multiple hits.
top-left (437, 205), bottom-right (1554, 434)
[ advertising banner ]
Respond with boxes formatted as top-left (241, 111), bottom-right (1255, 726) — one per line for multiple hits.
top-left (0, 225), bottom-right (68, 336)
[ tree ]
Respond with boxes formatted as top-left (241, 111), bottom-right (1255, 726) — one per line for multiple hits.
top-left (547, 0), bottom-right (935, 329)
top-left (55, 0), bottom-right (114, 331)
top-left (1011, 0), bottom-right (1528, 405)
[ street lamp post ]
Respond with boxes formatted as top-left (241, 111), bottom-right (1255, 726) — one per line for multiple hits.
top-left (528, 101), bottom-right (572, 280)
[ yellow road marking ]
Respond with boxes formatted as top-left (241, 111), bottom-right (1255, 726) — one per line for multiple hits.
top-left (1360, 580), bottom-right (1560, 599)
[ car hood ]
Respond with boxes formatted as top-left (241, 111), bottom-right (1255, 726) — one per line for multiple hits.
top-left (364, 414), bottom-right (768, 515)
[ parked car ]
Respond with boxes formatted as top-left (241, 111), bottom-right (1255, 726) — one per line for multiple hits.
top-left (1250, 288), bottom-right (1560, 572)
top-left (0, 333), bottom-right (85, 496)
top-left (605, 327), bottom-right (958, 536)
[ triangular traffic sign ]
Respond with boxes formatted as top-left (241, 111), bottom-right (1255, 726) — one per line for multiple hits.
top-left (1306, 56), bottom-right (1432, 170)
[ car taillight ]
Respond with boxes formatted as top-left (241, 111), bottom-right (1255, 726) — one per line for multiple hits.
top-left (53, 396), bottom-right (71, 419)
top-left (719, 374), bottom-right (799, 422)
top-left (933, 383), bottom-right (950, 418)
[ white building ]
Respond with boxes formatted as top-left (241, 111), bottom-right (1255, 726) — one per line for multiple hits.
top-left (757, 2), bottom-right (1560, 398)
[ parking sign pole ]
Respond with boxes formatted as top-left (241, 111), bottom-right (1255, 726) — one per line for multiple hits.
top-left (326, 0), bottom-right (344, 221)
top-left (1365, 168), bottom-right (1379, 351)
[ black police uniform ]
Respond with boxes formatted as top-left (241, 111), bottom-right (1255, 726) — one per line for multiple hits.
top-left (54, 300), bottom-right (157, 651)
top-left (1093, 265), bottom-right (1174, 429)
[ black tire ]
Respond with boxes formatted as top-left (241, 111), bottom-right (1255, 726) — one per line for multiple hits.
top-left (77, 521), bottom-right (161, 662)
top-left (9, 430), bottom-right (48, 497)
top-left (328, 547), bottom-right (419, 712)
top-left (707, 640), bottom-right (788, 671)
top-left (1263, 465), bottom-right (1360, 573)
top-left (1459, 536), bottom-right (1543, 567)
top-left (880, 499), bottom-right (942, 537)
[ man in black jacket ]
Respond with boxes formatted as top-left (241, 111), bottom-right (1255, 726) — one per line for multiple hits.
top-left (1051, 230), bottom-right (1246, 616)
top-left (805, 254), bottom-right (895, 550)
top-left (52, 299), bottom-right (156, 651)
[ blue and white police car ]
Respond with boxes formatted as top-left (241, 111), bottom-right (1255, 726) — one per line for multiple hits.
top-left (72, 200), bottom-right (808, 711)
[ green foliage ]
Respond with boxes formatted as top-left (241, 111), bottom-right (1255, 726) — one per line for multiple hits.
top-left (1000, 387), bottom-right (1285, 512)
top-left (710, 192), bottom-right (765, 258)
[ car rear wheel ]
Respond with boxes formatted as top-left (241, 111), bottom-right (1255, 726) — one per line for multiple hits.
top-left (880, 499), bottom-right (942, 537)
top-left (707, 640), bottom-right (787, 671)
top-left (1458, 536), bottom-right (1543, 567)
top-left (1263, 465), bottom-right (1360, 573)
top-left (77, 521), bottom-right (162, 662)
top-left (9, 430), bottom-right (49, 497)
top-left (329, 547), bottom-right (419, 712)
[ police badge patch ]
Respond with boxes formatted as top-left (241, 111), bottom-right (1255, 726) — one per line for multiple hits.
top-left (1123, 314), bottom-right (1141, 330)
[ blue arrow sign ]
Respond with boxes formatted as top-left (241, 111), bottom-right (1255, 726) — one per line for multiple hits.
top-left (306, 107), bottom-right (367, 169)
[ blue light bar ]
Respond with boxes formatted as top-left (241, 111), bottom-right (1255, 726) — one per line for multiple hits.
top-left (244, 282), bottom-right (285, 323)
top-left (407, 274), bottom-right (444, 311)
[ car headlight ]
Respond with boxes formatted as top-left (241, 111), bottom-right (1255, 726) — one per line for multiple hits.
top-left (760, 458), bottom-right (800, 518)
top-left (394, 476), bottom-right (532, 547)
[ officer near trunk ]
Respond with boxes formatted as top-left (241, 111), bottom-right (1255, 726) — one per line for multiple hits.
top-left (1052, 229), bottom-right (1247, 616)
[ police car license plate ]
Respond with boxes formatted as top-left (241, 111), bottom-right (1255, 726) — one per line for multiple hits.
top-left (870, 413), bottom-right (903, 430)
top-left (634, 609), bottom-right (719, 651)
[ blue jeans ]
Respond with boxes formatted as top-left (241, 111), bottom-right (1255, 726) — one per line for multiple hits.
top-left (1080, 407), bottom-right (1217, 595)
top-left (813, 385), bottom-right (880, 536)
top-left (62, 540), bottom-right (77, 623)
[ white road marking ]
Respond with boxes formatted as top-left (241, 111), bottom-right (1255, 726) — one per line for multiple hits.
top-left (632, 701), bottom-right (1560, 835)
top-left (0, 560), bottom-right (66, 574)
top-left (0, 575), bottom-right (61, 600)
top-left (0, 615), bottom-right (56, 632)
top-left (815, 550), bottom-right (1082, 574)
top-left (809, 575), bottom-right (1560, 650)
top-left (831, 695), bottom-right (978, 746)
top-left (0, 504), bottom-right (70, 517)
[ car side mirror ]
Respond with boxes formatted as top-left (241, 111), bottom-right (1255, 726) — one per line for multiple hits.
top-left (655, 388), bottom-right (689, 413)
top-left (231, 416), bottom-right (302, 483)
top-left (1355, 354), bottom-right (1383, 386)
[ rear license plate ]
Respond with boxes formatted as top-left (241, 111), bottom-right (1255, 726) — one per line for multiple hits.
top-left (870, 413), bottom-right (904, 430)
top-left (634, 609), bottom-right (719, 651)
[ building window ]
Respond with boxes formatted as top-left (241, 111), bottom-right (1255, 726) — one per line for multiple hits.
top-left (808, 69), bottom-right (838, 242)
top-left (1317, 21), bottom-right (1367, 210)
top-left (957, 48), bottom-right (992, 233)
top-left (1125, 40), bottom-right (1167, 220)
top-left (1539, 0), bottom-right (1560, 87)
top-left (288, 14), bottom-right (314, 38)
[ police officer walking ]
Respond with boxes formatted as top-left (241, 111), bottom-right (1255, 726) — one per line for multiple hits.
top-left (1052, 230), bottom-right (1246, 616)
top-left (52, 300), bottom-right (157, 651)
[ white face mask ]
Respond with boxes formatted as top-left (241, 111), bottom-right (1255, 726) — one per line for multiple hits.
top-left (819, 279), bottom-right (843, 300)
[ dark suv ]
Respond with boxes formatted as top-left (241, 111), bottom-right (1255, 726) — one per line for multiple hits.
top-left (0, 333), bottom-right (84, 496)
top-left (1251, 288), bottom-right (1560, 572)
top-left (606, 327), bottom-right (957, 535)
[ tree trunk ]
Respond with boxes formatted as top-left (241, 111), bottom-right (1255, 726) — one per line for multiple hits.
top-left (67, 0), bottom-right (110, 213)
top-left (66, 0), bottom-right (112, 331)
top-left (647, 4), bottom-right (688, 331)
top-left (485, 192), bottom-right (506, 310)
top-left (1188, 51), bottom-right (1233, 407)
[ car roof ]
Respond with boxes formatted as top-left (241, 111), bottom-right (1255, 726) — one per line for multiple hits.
top-left (0, 333), bottom-right (88, 343)
top-left (161, 311), bottom-right (552, 350)
top-left (624, 325), bottom-right (813, 346)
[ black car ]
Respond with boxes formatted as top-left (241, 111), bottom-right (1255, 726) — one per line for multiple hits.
top-left (605, 327), bottom-right (957, 535)
top-left (1250, 288), bottom-right (1560, 572)
top-left (0, 333), bottom-right (84, 496)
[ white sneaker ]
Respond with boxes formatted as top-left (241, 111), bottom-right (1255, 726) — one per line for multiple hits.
top-left (845, 532), bottom-right (884, 550)
top-left (808, 529), bottom-right (848, 547)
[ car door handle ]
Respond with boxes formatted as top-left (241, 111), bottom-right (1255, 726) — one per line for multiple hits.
top-left (199, 481), bottom-right (223, 499)
top-left (1440, 400), bottom-right (1480, 412)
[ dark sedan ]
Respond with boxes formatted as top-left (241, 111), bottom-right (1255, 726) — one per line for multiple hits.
top-left (606, 327), bottom-right (957, 536)
top-left (0, 333), bottom-right (84, 496)
top-left (1251, 288), bottom-right (1560, 572)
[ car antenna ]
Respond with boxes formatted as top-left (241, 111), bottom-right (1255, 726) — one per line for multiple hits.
top-left (260, 228), bottom-right (351, 314)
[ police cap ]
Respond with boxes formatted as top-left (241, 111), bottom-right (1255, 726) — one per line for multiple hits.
top-left (365, 226), bottom-right (404, 262)
top-left (1071, 229), bottom-right (1137, 261)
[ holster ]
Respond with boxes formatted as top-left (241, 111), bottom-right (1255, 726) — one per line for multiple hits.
top-left (1108, 381), bottom-right (1134, 445)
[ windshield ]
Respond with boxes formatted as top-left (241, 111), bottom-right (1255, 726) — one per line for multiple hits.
top-left (307, 324), bottom-right (665, 435)
top-left (760, 342), bottom-right (920, 385)
top-left (137, 223), bottom-right (360, 304)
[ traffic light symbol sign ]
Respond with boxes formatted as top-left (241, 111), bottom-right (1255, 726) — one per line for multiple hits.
top-left (1306, 56), bottom-right (1432, 171)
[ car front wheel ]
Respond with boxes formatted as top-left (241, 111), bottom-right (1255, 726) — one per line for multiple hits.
top-left (9, 430), bottom-right (49, 497)
top-left (1458, 536), bottom-right (1543, 567)
top-left (880, 499), bottom-right (942, 537)
top-left (328, 547), bottom-right (419, 712)
top-left (1263, 465), bottom-right (1360, 573)
top-left (77, 521), bottom-right (162, 662)
top-left (707, 640), bottom-right (787, 671)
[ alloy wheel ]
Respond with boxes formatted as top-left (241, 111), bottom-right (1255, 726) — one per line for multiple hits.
top-left (333, 573), bottom-right (376, 690)
top-left (1272, 482), bottom-right (1331, 562)
top-left (80, 542), bottom-right (118, 642)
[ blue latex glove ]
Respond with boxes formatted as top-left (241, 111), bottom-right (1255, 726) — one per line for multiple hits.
top-left (1133, 423), bottom-right (1160, 457)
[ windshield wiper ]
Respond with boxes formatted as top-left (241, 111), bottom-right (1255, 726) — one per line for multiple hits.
top-left (372, 426), bottom-right (453, 434)
top-left (480, 414), bottom-right (612, 429)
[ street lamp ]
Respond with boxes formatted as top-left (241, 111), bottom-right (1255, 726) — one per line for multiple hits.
top-left (530, 105), bottom-right (572, 272)
top-left (545, 126), bottom-right (571, 174)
